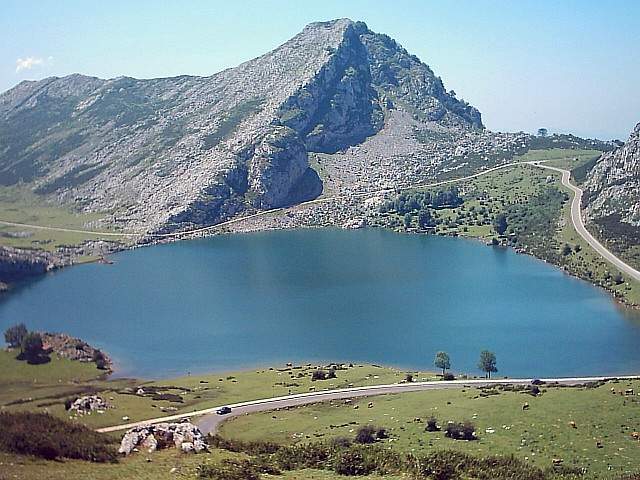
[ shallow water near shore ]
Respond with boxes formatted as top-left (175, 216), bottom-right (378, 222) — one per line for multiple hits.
top-left (1, 228), bottom-right (639, 378)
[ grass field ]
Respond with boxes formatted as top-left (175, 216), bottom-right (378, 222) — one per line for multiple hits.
top-left (2, 351), bottom-right (640, 479)
top-left (0, 353), bottom-right (434, 479)
top-left (0, 350), bottom-right (436, 430)
top-left (0, 185), bottom-right (125, 254)
top-left (219, 379), bottom-right (640, 477)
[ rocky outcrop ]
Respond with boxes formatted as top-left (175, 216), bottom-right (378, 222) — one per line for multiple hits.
top-left (0, 246), bottom-right (65, 282)
top-left (0, 19), bottom-right (489, 236)
top-left (67, 395), bottom-right (110, 414)
top-left (41, 332), bottom-right (112, 370)
top-left (584, 123), bottom-right (640, 225)
top-left (118, 421), bottom-right (208, 455)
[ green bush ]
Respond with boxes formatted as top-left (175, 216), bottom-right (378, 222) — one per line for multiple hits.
top-left (197, 459), bottom-right (260, 480)
top-left (355, 425), bottom-right (378, 444)
top-left (334, 449), bottom-right (375, 476)
top-left (207, 434), bottom-right (280, 455)
top-left (444, 421), bottom-right (477, 441)
top-left (0, 412), bottom-right (117, 462)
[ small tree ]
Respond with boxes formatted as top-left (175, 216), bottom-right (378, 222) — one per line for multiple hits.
top-left (537, 128), bottom-right (548, 137)
top-left (4, 323), bottom-right (28, 349)
top-left (434, 351), bottom-right (451, 377)
top-left (20, 332), bottom-right (49, 364)
top-left (493, 213), bottom-right (508, 236)
top-left (478, 350), bottom-right (497, 379)
top-left (403, 213), bottom-right (412, 229)
top-left (418, 209), bottom-right (434, 229)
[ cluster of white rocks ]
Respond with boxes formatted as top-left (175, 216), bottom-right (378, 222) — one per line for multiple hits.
top-left (68, 395), bottom-right (110, 415)
top-left (118, 421), bottom-right (208, 455)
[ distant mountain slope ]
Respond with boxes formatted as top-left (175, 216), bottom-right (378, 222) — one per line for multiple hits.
top-left (0, 19), bottom-right (516, 235)
top-left (584, 123), bottom-right (640, 226)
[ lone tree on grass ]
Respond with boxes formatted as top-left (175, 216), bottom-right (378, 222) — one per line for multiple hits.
top-left (493, 213), bottom-right (508, 236)
top-left (4, 323), bottom-right (28, 350)
top-left (478, 350), bottom-right (497, 378)
top-left (434, 351), bottom-right (451, 377)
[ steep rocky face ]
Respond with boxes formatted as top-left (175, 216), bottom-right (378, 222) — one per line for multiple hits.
top-left (0, 246), bottom-right (65, 282)
top-left (0, 19), bottom-right (485, 234)
top-left (584, 123), bottom-right (640, 225)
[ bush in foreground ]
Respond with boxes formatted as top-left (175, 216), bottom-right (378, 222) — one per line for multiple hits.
top-left (444, 421), bottom-right (477, 441)
top-left (0, 412), bottom-right (117, 462)
top-left (203, 435), bottom-right (551, 480)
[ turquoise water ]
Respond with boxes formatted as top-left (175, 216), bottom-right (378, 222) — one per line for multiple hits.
top-left (1, 228), bottom-right (639, 379)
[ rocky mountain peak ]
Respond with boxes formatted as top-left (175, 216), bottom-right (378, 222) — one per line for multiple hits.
top-left (0, 19), bottom-right (489, 235)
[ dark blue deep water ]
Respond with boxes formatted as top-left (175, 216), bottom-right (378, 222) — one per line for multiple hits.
top-left (1, 228), bottom-right (639, 378)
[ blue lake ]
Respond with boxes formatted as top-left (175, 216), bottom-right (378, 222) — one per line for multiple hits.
top-left (1, 228), bottom-right (639, 378)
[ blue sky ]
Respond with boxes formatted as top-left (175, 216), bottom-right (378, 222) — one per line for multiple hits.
top-left (2, 0), bottom-right (638, 139)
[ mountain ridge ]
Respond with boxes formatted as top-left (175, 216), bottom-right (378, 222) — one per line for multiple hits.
top-left (1, 19), bottom-right (509, 236)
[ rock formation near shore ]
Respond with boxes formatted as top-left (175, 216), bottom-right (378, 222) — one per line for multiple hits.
top-left (0, 246), bottom-right (65, 283)
top-left (0, 19), bottom-right (504, 236)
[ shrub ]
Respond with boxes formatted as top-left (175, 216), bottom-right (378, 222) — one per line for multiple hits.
top-left (272, 442), bottom-right (332, 471)
top-left (334, 449), bottom-right (375, 476)
top-left (355, 425), bottom-right (378, 444)
top-left (311, 369), bottom-right (328, 381)
top-left (207, 434), bottom-right (280, 455)
top-left (92, 349), bottom-right (109, 370)
top-left (18, 332), bottom-right (50, 364)
top-left (330, 436), bottom-right (353, 448)
top-left (0, 412), bottom-right (117, 462)
top-left (444, 421), bottom-right (476, 441)
top-left (405, 373), bottom-right (414, 382)
top-left (443, 372), bottom-right (455, 381)
top-left (425, 416), bottom-right (440, 432)
top-left (197, 459), bottom-right (260, 480)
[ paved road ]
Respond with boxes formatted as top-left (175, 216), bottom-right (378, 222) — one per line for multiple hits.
top-left (0, 160), bottom-right (532, 240)
top-left (96, 375), bottom-right (639, 434)
top-left (533, 163), bottom-right (640, 283)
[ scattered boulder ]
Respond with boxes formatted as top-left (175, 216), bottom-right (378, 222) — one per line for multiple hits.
top-left (66, 395), bottom-right (110, 414)
top-left (119, 421), bottom-right (208, 455)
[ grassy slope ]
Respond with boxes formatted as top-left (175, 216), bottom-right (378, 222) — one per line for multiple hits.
top-left (0, 354), bottom-right (425, 479)
top-left (0, 350), bottom-right (435, 429)
top-left (0, 185), bottom-right (123, 254)
top-left (220, 380), bottom-right (640, 477)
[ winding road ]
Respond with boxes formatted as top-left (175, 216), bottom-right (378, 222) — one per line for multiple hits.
top-left (533, 163), bottom-right (640, 283)
top-left (96, 375), bottom-right (639, 434)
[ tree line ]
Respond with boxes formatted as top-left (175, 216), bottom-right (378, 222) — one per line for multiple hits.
top-left (380, 187), bottom-right (463, 216)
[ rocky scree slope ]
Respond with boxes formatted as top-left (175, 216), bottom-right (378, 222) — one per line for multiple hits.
top-left (0, 19), bottom-right (485, 235)
top-left (584, 123), bottom-right (640, 226)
